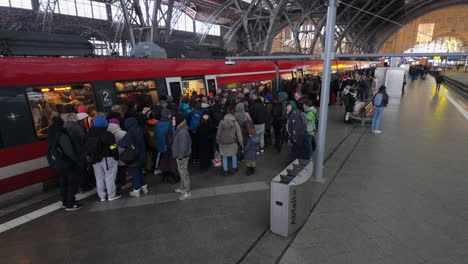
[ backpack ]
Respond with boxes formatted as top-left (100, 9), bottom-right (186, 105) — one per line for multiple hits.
top-left (212, 108), bottom-right (224, 128)
top-left (189, 110), bottom-right (202, 133)
top-left (219, 120), bottom-right (236, 145)
top-left (80, 117), bottom-right (93, 132)
top-left (46, 134), bottom-right (68, 169)
top-left (287, 111), bottom-right (306, 144)
top-left (381, 93), bottom-right (389, 107)
top-left (85, 135), bottom-right (104, 164)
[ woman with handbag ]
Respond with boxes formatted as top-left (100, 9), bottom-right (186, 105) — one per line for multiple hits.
top-left (118, 117), bottom-right (147, 197)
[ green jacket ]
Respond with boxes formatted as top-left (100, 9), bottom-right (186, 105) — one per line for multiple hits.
top-left (304, 107), bottom-right (317, 136)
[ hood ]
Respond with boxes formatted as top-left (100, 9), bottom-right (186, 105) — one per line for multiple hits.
top-left (250, 135), bottom-right (260, 144)
top-left (77, 112), bottom-right (89, 121)
top-left (224, 114), bottom-right (236, 121)
top-left (278, 92), bottom-right (288, 102)
top-left (107, 123), bottom-right (121, 134)
top-left (125, 117), bottom-right (139, 129)
top-left (305, 106), bottom-right (317, 114)
top-left (235, 103), bottom-right (245, 113)
top-left (176, 119), bottom-right (187, 130)
top-left (180, 103), bottom-right (191, 112)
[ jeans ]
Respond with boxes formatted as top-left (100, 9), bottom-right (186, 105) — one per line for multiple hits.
top-left (130, 167), bottom-right (145, 190)
top-left (436, 83), bottom-right (441, 90)
top-left (305, 135), bottom-right (314, 160)
top-left (177, 157), bottom-right (190, 192)
top-left (254, 124), bottom-right (265, 149)
top-left (222, 155), bottom-right (238, 171)
top-left (372, 107), bottom-right (383, 131)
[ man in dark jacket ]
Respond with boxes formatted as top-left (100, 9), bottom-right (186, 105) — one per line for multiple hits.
top-left (436, 74), bottom-right (444, 91)
top-left (249, 92), bottom-right (266, 153)
top-left (286, 101), bottom-right (307, 163)
top-left (47, 116), bottom-right (81, 211)
top-left (87, 116), bottom-right (120, 201)
top-left (119, 117), bottom-right (147, 197)
top-left (172, 113), bottom-right (192, 200)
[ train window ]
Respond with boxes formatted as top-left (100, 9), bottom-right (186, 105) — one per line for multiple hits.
top-left (182, 79), bottom-right (206, 97)
top-left (26, 83), bottom-right (96, 138)
top-left (115, 80), bottom-right (159, 109)
top-left (115, 80), bottom-right (156, 92)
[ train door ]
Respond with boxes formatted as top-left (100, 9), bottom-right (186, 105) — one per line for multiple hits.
top-left (205, 75), bottom-right (218, 95)
top-left (165, 77), bottom-right (183, 102)
top-left (181, 77), bottom-right (207, 97)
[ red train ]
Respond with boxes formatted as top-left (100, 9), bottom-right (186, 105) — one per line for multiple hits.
top-left (0, 57), bottom-right (368, 198)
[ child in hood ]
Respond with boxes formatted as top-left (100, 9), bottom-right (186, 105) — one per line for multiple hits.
top-left (243, 128), bottom-right (260, 176)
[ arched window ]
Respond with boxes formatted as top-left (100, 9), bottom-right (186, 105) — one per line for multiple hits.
top-left (404, 36), bottom-right (464, 53)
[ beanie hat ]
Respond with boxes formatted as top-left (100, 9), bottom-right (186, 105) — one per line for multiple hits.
top-left (161, 108), bottom-right (171, 118)
top-left (78, 105), bottom-right (88, 113)
top-left (288, 101), bottom-right (297, 110)
top-left (265, 95), bottom-right (273, 102)
top-left (93, 116), bottom-right (108, 128)
top-left (109, 118), bottom-right (120, 126)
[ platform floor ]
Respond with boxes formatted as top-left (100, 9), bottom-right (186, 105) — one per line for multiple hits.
top-left (0, 76), bottom-right (467, 264)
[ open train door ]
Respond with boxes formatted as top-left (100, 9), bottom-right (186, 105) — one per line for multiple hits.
top-left (205, 75), bottom-right (218, 95)
top-left (165, 77), bottom-right (183, 102)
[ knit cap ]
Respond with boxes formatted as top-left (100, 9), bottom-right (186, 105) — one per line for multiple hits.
top-left (108, 118), bottom-right (120, 126)
top-left (78, 105), bottom-right (88, 113)
top-left (93, 116), bottom-right (108, 128)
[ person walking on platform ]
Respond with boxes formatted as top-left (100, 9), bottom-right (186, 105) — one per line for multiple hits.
top-left (217, 105), bottom-right (243, 176)
top-left (249, 92), bottom-right (266, 154)
top-left (371, 86), bottom-right (389, 134)
top-left (119, 117), bottom-right (147, 197)
top-left (436, 73), bottom-right (445, 91)
top-left (46, 116), bottom-right (82, 211)
top-left (286, 101), bottom-right (307, 163)
top-left (107, 118), bottom-right (127, 195)
top-left (172, 113), bottom-right (192, 200)
top-left (86, 116), bottom-right (120, 201)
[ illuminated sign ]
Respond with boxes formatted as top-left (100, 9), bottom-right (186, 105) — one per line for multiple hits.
top-left (41, 88), bottom-right (50, 92)
top-left (434, 56), bottom-right (441, 59)
top-left (54, 87), bottom-right (72, 91)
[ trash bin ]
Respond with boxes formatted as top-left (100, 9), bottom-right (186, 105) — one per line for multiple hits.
top-left (270, 159), bottom-right (314, 237)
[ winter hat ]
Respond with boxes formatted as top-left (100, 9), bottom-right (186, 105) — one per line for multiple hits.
top-left (288, 100), bottom-right (297, 110)
top-left (78, 105), bottom-right (88, 113)
top-left (265, 95), bottom-right (273, 102)
top-left (109, 118), bottom-right (120, 126)
top-left (93, 116), bottom-right (108, 128)
top-left (161, 108), bottom-right (171, 118)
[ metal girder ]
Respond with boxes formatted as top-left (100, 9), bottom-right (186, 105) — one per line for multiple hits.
top-left (196, 0), bottom-right (233, 44)
top-left (36, 0), bottom-right (58, 32)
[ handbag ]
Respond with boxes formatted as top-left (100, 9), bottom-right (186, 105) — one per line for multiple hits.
top-left (120, 133), bottom-right (139, 164)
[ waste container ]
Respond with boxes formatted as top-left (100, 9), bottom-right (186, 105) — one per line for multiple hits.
top-left (270, 159), bottom-right (314, 237)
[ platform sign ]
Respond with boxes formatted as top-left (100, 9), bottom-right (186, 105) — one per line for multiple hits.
top-left (434, 56), bottom-right (441, 60)
top-left (100, 90), bottom-right (113, 108)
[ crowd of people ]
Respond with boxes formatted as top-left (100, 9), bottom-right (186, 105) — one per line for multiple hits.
top-left (46, 68), bottom-right (389, 211)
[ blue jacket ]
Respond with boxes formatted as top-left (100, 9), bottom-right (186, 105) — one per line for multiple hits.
top-left (243, 135), bottom-right (260, 161)
top-left (118, 117), bottom-right (146, 168)
top-left (154, 118), bottom-right (171, 153)
top-left (179, 103), bottom-right (192, 120)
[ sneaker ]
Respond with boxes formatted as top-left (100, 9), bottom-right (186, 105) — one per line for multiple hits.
top-left (372, 130), bottom-right (382, 134)
top-left (174, 188), bottom-right (183, 193)
top-left (108, 194), bottom-right (121, 201)
top-left (179, 191), bottom-right (191, 200)
top-left (260, 148), bottom-right (265, 153)
top-left (65, 203), bottom-right (82, 211)
top-left (141, 185), bottom-right (148, 194)
top-left (129, 189), bottom-right (141, 197)
top-left (153, 169), bottom-right (162, 175)
top-left (100, 198), bottom-right (106, 202)
top-left (257, 151), bottom-right (260, 155)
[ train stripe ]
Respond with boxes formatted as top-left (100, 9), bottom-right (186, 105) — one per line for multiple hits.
top-left (0, 157), bottom-right (48, 180)
top-left (0, 167), bottom-right (58, 195)
top-left (0, 141), bottom-right (48, 168)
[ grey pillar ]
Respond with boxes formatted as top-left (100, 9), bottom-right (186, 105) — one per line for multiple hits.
top-left (314, 0), bottom-right (338, 181)
top-left (120, 0), bottom-right (136, 47)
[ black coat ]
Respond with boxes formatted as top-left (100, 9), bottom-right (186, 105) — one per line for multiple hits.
top-left (118, 117), bottom-right (146, 168)
top-left (249, 98), bottom-right (266, 125)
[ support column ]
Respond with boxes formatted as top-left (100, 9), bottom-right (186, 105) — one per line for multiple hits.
top-left (120, 0), bottom-right (136, 47)
top-left (314, 0), bottom-right (337, 181)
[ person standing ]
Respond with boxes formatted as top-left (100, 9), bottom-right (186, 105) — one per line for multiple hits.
top-left (217, 105), bottom-right (243, 176)
top-left (154, 109), bottom-right (172, 175)
top-left (249, 93), bottom-right (266, 153)
top-left (172, 113), bottom-right (192, 200)
top-left (371, 85), bottom-right (389, 134)
top-left (107, 118), bottom-right (127, 195)
top-left (436, 73), bottom-right (445, 91)
top-left (243, 128), bottom-right (260, 176)
top-left (46, 116), bottom-right (81, 211)
top-left (302, 99), bottom-right (317, 160)
top-left (86, 116), bottom-right (120, 201)
top-left (118, 117), bottom-right (147, 197)
top-left (286, 101), bottom-right (307, 163)
top-left (198, 114), bottom-right (214, 170)
top-left (343, 87), bottom-right (357, 124)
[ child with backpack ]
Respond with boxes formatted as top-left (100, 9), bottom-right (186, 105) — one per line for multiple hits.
top-left (243, 128), bottom-right (260, 176)
top-left (216, 105), bottom-right (243, 176)
top-left (301, 99), bottom-right (317, 160)
top-left (86, 116), bottom-right (120, 202)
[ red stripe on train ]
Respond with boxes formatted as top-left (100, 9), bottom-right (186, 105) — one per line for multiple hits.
top-left (217, 72), bottom-right (277, 85)
top-left (0, 167), bottom-right (58, 195)
top-left (0, 141), bottom-right (48, 168)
